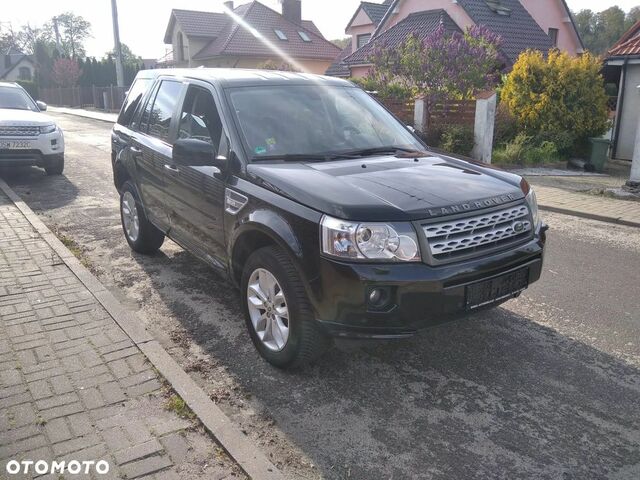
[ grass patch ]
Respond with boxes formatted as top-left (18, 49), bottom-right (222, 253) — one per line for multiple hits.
top-left (165, 394), bottom-right (196, 420)
top-left (53, 230), bottom-right (94, 271)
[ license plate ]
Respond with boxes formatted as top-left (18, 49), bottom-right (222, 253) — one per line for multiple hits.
top-left (466, 268), bottom-right (529, 310)
top-left (0, 140), bottom-right (32, 150)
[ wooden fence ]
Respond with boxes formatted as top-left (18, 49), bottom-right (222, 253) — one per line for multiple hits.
top-left (378, 97), bottom-right (415, 126)
top-left (428, 99), bottom-right (476, 126)
top-left (39, 86), bottom-right (128, 112)
top-left (377, 96), bottom-right (477, 128)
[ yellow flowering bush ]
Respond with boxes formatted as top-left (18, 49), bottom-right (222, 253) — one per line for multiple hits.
top-left (501, 50), bottom-right (608, 145)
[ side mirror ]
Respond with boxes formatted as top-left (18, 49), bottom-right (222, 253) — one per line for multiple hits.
top-left (36, 101), bottom-right (47, 111)
top-left (173, 138), bottom-right (227, 171)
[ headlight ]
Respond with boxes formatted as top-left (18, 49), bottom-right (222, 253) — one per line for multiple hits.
top-left (40, 124), bottom-right (57, 134)
top-left (321, 215), bottom-right (421, 262)
top-left (525, 189), bottom-right (540, 227)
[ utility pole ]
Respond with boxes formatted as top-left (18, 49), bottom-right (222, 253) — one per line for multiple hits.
top-left (52, 17), bottom-right (63, 55)
top-left (111, 0), bottom-right (125, 87)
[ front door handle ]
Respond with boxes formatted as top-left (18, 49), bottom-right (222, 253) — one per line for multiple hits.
top-left (164, 164), bottom-right (179, 173)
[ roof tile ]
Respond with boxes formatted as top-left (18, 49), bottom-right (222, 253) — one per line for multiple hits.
top-left (343, 9), bottom-right (461, 65)
top-left (608, 20), bottom-right (640, 57)
top-left (457, 0), bottom-right (553, 64)
top-left (191, 1), bottom-right (340, 61)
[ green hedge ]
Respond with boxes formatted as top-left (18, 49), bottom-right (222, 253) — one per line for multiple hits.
top-left (16, 80), bottom-right (40, 100)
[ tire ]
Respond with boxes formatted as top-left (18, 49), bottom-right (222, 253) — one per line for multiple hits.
top-left (241, 246), bottom-right (330, 369)
top-left (119, 180), bottom-right (165, 254)
top-left (44, 155), bottom-right (64, 175)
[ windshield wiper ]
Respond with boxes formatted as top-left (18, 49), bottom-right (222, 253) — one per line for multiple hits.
top-left (252, 154), bottom-right (333, 163)
top-left (337, 146), bottom-right (417, 157)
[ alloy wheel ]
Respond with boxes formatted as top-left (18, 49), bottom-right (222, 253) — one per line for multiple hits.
top-left (121, 191), bottom-right (140, 243)
top-left (246, 268), bottom-right (290, 352)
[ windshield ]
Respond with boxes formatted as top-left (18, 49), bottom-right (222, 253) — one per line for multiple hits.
top-left (227, 85), bottom-right (423, 161)
top-left (0, 86), bottom-right (38, 111)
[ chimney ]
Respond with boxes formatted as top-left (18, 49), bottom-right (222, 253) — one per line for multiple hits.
top-left (223, 1), bottom-right (234, 10)
top-left (281, 0), bottom-right (301, 24)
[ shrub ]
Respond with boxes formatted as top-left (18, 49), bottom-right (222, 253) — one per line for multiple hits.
top-left (440, 124), bottom-right (475, 156)
top-left (533, 130), bottom-right (575, 158)
top-left (493, 102), bottom-right (518, 147)
top-left (522, 141), bottom-right (560, 165)
top-left (16, 80), bottom-right (39, 100)
top-left (501, 50), bottom-right (608, 147)
top-left (493, 134), bottom-right (560, 165)
top-left (493, 133), bottom-right (531, 164)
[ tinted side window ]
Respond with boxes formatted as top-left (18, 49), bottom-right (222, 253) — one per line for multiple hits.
top-left (178, 86), bottom-right (224, 152)
top-left (118, 78), bottom-right (152, 127)
top-left (147, 81), bottom-right (182, 142)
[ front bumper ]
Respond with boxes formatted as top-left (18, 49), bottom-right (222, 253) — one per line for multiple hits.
top-left (312, 225), bottom-right (547, 338)
top-left (0, 130), bottom-right (64, 166)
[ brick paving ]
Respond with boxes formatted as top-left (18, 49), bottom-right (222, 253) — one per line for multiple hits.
top-left (536, 185), bottom-right (640, 227)
top-left (0, 191), bottom-right (242, 479)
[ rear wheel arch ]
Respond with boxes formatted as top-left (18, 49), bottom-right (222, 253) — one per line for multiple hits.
top-left (113, 159), bottom-right (131, 192)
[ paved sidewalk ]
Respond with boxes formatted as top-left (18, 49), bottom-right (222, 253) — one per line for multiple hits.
top-left (535, 185), bottom-right (640, 228)
top-left (0, 190), bottom-right (244, 479)
top-left (48, 107), bottom-right (117, 124)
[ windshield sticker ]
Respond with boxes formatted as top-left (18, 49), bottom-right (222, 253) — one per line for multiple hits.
top-left (255, 146), bottom-right (267, 155)
top-left (266, 137), bottom-right (277, 152)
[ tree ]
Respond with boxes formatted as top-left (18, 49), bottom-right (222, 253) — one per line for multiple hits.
top-left (331, 38), bottom-right (350, 49)
top-left (574, 5), bottom-right (640, 54)
top-left (257, 59), bottom-right (299, 71)
top-left (368, 25), bottom-right (503, 102)
top-left (501, 50), bottom-right (608, 146)
top-left (627, 7), bottom-right (640, 30)
top-left (52, 12), bottom-right (91, 58)
top-left (16, 23), bottom-right (54, 55)
top-left (105, 43), bottom-right (141, 66)
top-left (0, 24), bottom-right (20, 52)
top-left (51, 58), bottom-right (82, 87)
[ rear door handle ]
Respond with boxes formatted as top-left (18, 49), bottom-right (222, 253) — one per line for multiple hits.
top-left (130, 146), bottom-right (142, 156)
top-left (164, 164), bottom-right (179, 173)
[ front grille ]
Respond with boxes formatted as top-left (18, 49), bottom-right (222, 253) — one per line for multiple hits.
top-left (0, 126), bottom-right (40, 137)
top-left (422, 204), bottom-right (533, 263)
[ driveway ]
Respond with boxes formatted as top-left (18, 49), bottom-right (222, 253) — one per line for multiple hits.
top-left (2, 112), bottom-right (639, 479)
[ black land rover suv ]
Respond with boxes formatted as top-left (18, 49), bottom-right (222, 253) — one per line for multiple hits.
top-left (111, 69), bottom-right (547, 369)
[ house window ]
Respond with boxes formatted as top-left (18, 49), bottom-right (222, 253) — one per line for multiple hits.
top-left (357, 34), bottom-right (371, 49)
top-left (18, 67), bottom-right (32, 81)
top-left (298, 31), bottom-right (311, 42)
top-left (274, 29), bottom-right (288, 41)
top-left (548, 28), bottom-right (559, 48)
top-left (177, 32), bottom-right (185, 61)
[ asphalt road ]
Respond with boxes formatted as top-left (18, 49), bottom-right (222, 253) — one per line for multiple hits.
top-left (2, 113), bottom-right (640, 480)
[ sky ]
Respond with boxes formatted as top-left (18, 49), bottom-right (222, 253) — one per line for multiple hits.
top-left (2, 0), bottom-right (639, 59)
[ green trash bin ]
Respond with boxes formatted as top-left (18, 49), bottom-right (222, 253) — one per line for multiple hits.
top-left (588, 138), bottom-right (610, 172)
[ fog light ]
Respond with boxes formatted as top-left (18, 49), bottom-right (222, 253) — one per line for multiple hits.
top-left (367, 287), bottom-right (391, 310)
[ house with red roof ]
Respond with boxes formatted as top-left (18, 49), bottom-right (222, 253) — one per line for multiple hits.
top-left (606, 20), bottom-right (640, 161)
top-left (163, 0), bottom-right (340, 75)
top-left (327, 0), bottom-right (583, 78)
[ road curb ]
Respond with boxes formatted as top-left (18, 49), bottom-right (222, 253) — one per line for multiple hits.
top-left (0, 178), bottom-right (285, 480)
top-left (49, 106), bottom-right (118, 124)
top-left (539, 204), bottom-right (640, 228)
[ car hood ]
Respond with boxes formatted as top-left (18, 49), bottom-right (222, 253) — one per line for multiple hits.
top-left (247, 154), bottom-right (525, 222)
top-left (0, 108), bottom-right (54, 126)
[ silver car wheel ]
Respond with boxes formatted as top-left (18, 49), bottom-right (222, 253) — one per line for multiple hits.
top-left (121, 191), bottom-right (140, 243)
top-left (247, 268), bottom-right (290, 352)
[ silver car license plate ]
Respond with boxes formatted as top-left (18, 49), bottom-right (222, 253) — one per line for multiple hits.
top-left (0, 140), bottom-right (32, 150)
